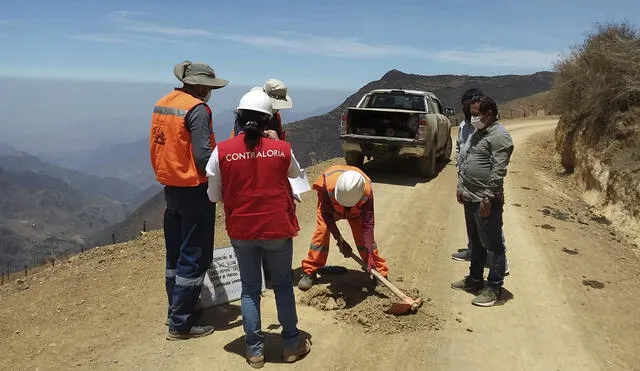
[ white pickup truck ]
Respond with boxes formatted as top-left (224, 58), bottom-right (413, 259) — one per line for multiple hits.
top-left (339, 89), bottom-right (455, 177)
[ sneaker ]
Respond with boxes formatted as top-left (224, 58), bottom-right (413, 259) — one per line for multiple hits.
top-left (166, 325), bottom-right (215, 341)
top-left (246, 350), bottom-right (265, 369)
top-left (298, 273), bottom-right (316, 291)
top-left (451, 276), bottom-right (483, 293)
top-left (451, 249), bottom-right (471, 261)
top-left (283, 338), bottom-right (311, 363)
top-left (472, 287), bottom-right (500, 307)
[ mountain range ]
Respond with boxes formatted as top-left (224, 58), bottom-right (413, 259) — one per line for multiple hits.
top-left (98, 69), bottom-right (556, 247)
top-left (285, 69), bottom-right (555, 167)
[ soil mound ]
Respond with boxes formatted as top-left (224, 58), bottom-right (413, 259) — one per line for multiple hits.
top-left (298, 273), bottom-right (442, 335)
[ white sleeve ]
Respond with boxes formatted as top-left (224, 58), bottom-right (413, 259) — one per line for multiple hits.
top-left (206, 147), bottom-right (222, 203)
top-left (288, 150), bottom-right (303, 178)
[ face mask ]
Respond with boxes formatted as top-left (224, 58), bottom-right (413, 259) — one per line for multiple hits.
top-left (202, 91), bottom-right (212, 103)
top-left (470, 115), bottom-right (483, 129)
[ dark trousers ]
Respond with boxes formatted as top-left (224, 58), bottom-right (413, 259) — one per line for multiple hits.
top-left (164, 184), bottom-right (215, 332)
top-left (464, 196), bottom-right (506, 289)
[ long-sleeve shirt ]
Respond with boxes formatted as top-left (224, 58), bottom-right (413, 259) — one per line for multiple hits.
top-left (320, 190), bottom-right (375, 251)
top-left (457, 121), bottom-right (514, 202)
top-left (184, 103), bottom-right (213, 176)
top-left (456, 119), bottom-right (474, 170)
top-left (205, 146), bottom-right (302, 203)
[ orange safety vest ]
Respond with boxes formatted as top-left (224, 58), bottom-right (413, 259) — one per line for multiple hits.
top-left (312, 165), bottom-right (373, 219)
top-left (149, 89), bottom-right (216, 187)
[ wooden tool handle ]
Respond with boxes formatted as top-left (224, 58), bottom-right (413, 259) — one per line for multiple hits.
top-left (349, 253), bottom-right (409, 300)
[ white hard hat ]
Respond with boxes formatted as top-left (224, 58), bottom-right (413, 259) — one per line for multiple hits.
top-left (236, 89), bottom-right (273, 117)
top-left (335, 170), bottom-right (366, 207)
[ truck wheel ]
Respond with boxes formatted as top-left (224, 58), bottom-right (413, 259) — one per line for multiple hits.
top-left (417, 147), bottom-right (436, 178)
top-left (438, 136), bottom-right (453, 162)
top-left (345, 152), bottom-right (364, 168)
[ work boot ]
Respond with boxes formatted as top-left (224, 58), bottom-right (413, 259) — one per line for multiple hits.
top-left (297, 273), bottom-right (316, 291)
top-left (451, 249), bottom-right (471, 261)
top-left (166, 325), bottom-right (215, 341)
top-left (165, 307), bottom-right (203, 326)
top-left (472, 287), bottom-right (501, 307)
top-left (451, 276), bottom-right (483, 293)
top-left (246, 350), bottom-right (265, 369)
top-left (283, 337), bottom-right (311, 363)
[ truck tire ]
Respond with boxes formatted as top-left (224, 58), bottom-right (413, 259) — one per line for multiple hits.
top-left (417, 146), bottom-right (436, 178)
top-left (438, 136), bottom-right (453, 162)
top-left (345, 152), bottom-right (364, 168)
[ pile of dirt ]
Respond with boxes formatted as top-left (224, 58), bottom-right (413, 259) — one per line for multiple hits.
top-left (298, 277), bottom-right (442, 335)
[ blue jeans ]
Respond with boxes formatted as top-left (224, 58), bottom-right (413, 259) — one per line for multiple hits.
top-left (467, 230), bottom-right (507, 253)
top-left (231, 238), bottom-right (300, 356)
top-left (464, 198), bottom-right (506, 289)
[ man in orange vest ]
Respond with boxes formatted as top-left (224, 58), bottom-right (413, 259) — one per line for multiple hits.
top-left (149, 60), bottom-right (228, 340)
top-left (230, 79), bottom-right (293, 141)
top-left (298, 165), bottom-right (389, 291)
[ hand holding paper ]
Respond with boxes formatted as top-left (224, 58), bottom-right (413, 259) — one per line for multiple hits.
top-left (289, 168), bottom-right (311, 200)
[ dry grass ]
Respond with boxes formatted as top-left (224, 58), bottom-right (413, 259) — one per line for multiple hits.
top-left (552, 22), bottom-right (640, 141)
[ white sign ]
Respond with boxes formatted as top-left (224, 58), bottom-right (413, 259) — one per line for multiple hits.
top-left (200, 246), bottom-right (266, 308)
top-left (289, 168), bottom-right (311, 200)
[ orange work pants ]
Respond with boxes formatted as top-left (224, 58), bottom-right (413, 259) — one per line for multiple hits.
top-left (301, 200), bottom-right (389, 277)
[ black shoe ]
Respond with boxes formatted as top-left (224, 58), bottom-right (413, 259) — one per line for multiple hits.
top-left (452, 249), bottom-right (471, 261)
top-left (297, 273), bottom-right (316, 291)
top-left (166, 325), bottom-right (215, 341)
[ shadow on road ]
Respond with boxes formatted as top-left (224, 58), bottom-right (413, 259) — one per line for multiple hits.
top-left (199, 303), bottom-right (243, 331)
top-left (362, 157), bottom-right (451, 186)
top-left (224, 330), bottom-right (313, 364)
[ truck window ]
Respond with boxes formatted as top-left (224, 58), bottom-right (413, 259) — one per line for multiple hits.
top-left (426, 98), bottom-right (440, 114)
top-left (364, 93), bottom-right (427, 111)
top-left (432, 98), bottom-right (443, 114)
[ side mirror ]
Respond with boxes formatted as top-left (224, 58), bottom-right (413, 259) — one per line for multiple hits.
top-left (444, 108), bottom-right (456, 116)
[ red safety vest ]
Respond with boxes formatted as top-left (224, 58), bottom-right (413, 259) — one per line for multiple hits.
top-left (217, 134), bottom-right (299, 240)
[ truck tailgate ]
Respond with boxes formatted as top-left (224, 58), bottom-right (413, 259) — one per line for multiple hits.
top-left (339, 134), bottom-right (421, 145)
top-left (346, 108), bottom-right (422, 138)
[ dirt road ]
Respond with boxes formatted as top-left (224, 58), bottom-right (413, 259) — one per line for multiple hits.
top-left (1, 118), bottom-right (639, 370)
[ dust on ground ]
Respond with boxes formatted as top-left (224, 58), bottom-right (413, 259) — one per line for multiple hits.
top-left (297, 270), bottom-right (442, 335)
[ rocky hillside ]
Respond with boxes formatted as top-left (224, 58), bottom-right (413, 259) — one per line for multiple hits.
top-left (0, 167), bottom-right (129, 269)
top-left (88, 191), bottom-right (165, 247)
top-left (0, 153), bottom-right (142, 204)
top-left (553, 23), bottom-right (640, 243)
top-left (500, 91), bottom-right (556, 119)
top-left (285, 69), bottom-right (555, 167)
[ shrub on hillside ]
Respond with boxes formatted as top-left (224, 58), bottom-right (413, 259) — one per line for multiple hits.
top-left (553, 22), bottom-right (640, 142)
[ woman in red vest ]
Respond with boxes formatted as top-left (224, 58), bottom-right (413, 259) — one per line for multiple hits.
top-left (205, 90), bottom-right (311, 368)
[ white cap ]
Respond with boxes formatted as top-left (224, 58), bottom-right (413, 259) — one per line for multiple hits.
top-left (264, 78), bottom-right (293, 110)
top-left (236, 90), bottom-right (273, 117)
top-left (335, 170), bottom-right (366, 207)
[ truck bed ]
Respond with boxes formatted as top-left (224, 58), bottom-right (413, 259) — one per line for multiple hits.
top-left (345, 107), bottom-right (423, 138)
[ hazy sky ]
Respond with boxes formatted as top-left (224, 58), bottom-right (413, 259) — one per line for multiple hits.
top-left (1, 1), bottom-right (637, 89)
top-left (0, 0), bottom-right (637, 154)
top-left (0, 78), bottom-right (351, 154)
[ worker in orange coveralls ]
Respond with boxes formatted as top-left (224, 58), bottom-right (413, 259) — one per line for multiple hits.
top-left (298, 165), bottom-right (389, 290)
